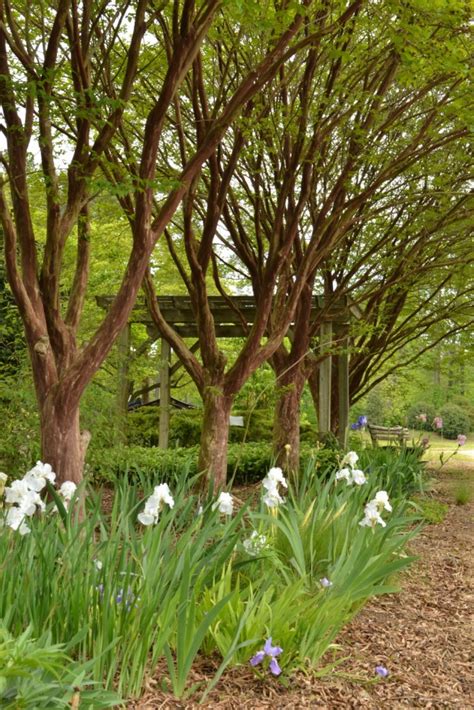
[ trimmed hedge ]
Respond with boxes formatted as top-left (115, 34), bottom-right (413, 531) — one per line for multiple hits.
top-left (126, 406), bottom-right (318, 447)
top-left (86, 441), bottom-right (340, 485)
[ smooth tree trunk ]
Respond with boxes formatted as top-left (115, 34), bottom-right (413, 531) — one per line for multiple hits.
top-left (40, 397), bottom-right (91, 486)
top-left (197, 386), bottom-right (234, 490)
top-left (272, 363), bottom-right (305, 474)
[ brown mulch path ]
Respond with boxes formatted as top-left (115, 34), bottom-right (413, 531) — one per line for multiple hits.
top-left (129, 474), bottom-right (474, 709)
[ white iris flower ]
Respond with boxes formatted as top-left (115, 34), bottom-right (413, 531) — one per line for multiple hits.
top-left (137, 482), bottom-right (175, 526)
top-left (212, 491), bottom-right (234, 516)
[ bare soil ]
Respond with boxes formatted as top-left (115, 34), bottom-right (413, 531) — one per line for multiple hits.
top-left (129, 469), bottom-right (474, 709)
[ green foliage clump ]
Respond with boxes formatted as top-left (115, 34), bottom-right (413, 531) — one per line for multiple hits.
top-left (453, 483), bottom-right (471, 506)
top-left (87, 443), bottom-right (199, 482)
top-left (0, 626), bottom-right (120, 708)
top-left (438, 403), bottom-right (470, 439)
top-left (406, 402), bottom-right (436, 431)
top-left (0, 370), bottom-right (40, 476)
top-left (358, 446), bottom-right (427, 498)
top-left (126, 405), bottom-right (318, 449)
top-left (410, 497), bottom-right (449, 524)
top-left (127, 407), bottom-right (203, 447)
top-left (450, 396), bottom-right (474, 430)
top-left (87, 441), bottom-right (340, 485)
top-left (230, 409), bottom-right (274, 443)
top-left (170, 409), bottom-right (203, 446)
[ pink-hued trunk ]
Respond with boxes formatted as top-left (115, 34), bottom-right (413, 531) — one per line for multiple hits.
top-left (272, 366), bottom-right (305, 474)
top-left (198, 387), bottom-right (233, 490)
top-left (40, 399), bottom-right (90, 486)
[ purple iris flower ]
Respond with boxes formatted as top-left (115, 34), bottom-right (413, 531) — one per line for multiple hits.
top-left (375, 665), bottom-right (389, 678)
top-left (115, 586), bottom-right (137, 610)
top-left (351, 415), bottom-right (367, 430)
top-left (250, 638), bottom-right (283, 676)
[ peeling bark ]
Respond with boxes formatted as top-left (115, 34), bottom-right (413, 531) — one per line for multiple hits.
top-left (40, 398), bottom-right (90, 485)
top-left (197, 386), bottom-right (233, 490)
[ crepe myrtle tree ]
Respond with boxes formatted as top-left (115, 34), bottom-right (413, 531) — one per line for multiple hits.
top-left (134, 2), bottom-right (366, 488)
top-left (221, 0), bottom-right (472, 467)
top-left (0, 0), bottom-right (315, 485)
top-left (305, 144), bottom-right (473, 429)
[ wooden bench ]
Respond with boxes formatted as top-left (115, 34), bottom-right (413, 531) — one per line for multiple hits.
top-left (368, 424), bottom-right (409, 447)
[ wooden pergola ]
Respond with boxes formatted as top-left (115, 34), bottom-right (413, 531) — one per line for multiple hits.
top-left (97, 294), bottom-right (356, 448)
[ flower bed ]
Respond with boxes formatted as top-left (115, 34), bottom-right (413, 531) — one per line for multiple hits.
top-left (0, 452), bottom-right (420, 705)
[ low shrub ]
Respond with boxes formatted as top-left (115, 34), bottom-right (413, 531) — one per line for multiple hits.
top-left (450, 396), bottom-right (474, 429)
top-left (454, 483), bottom-right (471, 506)
top-left (127, 406), bottom-right (319, 448)
top-left (406, 402), bottom-right (436, 431)
top-left (230, 408), bottom-right (274, 442)
top-left (87, 443), bottom-right (199, 483)
top-left (409, 496), bottom-right (449, 524)
top-left (87, 441), bottom-right (340, 485)
top-left (438, 404), bottom-right (470, 439)
top-left (127, 407), bottom-right (203, 447)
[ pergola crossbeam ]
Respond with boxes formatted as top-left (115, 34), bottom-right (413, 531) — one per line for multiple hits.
top-left (97, 294), bottom-right (355, 447)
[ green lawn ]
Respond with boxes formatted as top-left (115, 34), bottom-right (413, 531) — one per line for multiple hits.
top-left (354, 430), bottom-right (474, 466)
top-left (411, 430), bottom-right (474, 465)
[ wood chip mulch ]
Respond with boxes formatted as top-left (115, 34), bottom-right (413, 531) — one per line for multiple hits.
top-left (128, 475), bottom-right (474, 710)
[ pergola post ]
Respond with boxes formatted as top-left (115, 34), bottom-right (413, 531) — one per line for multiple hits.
top-left (318, 321), bottom-right (332, 433)
top-left (159, 338), bottom-right (171, 449)
top-left (117, 323), bottom-right (131, 416)
top-left (337, 327), bottom-right (350, 448)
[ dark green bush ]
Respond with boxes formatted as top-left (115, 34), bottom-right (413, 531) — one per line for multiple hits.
top-left (128, 405), bottom-right (319, 448)
top-left (127, 407), bottom-right (203, 447)
top-left (87, 441), bottom-right (340, 485)
top-left (438, 403), bottom-right (470, 439)
top-left (126, 406), bottom-right (161, 446)
top-left (127, 407), bottom-right (277, 448)
top-left (406, 402), bottom-right (436, 431)
top-left (450, 396), bottom-right (474, 429)
top-left (169, 409), bottom-right (203, 446)
top-left (226, 408), bottom-right (276, 443)
top-left (87, 444), bottom-right (199, 483)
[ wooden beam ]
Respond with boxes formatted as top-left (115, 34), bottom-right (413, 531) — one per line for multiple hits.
top-left (318, 322), bottom-right (333, 433)
top-left (96, 295), bottom-right (351, 331)
top-left (116, 323), bottom-right (131, 417)
top-left (159, 339), bottom-right (171, 449)
top-left (337, 329), bottom-right (350, 448)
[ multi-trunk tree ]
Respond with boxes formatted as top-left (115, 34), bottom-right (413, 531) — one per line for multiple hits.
top-left (137, 2), bottom-right (366, 486)
top-left (220, 0), bottom-right (472, 466)
top-left (0, 0), bottom-right (315, 484)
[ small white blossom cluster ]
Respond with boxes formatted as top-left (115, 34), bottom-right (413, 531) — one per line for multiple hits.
top-left (243, 530), bottom-right (267, 556)
top-left (1, 462), bottom-right (77, 535)
top-left (58, 481), bottom-right (77, 508)
top-left (137, 483), bottom-right (175, 526)
top-left (336, 451), bottom-right (367, 486)
top-left (359, 491), bottom-right (392, 529)
top-left (262, 467), bottom-right (287, 508)
top-left (212, 491), bottom-right (234, 516)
